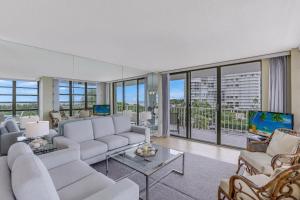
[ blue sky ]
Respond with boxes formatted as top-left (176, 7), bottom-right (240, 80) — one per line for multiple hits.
top-left (170, 80), bottom-right (185, 99)
top-left (116, 83), bottom-right (145, 104)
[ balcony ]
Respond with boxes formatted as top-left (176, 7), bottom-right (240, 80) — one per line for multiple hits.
top-left (170, 107), bottom-right (250, 148)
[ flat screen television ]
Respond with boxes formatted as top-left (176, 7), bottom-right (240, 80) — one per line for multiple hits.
top-left (248, 111), bottom-right (294, 137)
top-left (93, 105), bottom-right (110, 116)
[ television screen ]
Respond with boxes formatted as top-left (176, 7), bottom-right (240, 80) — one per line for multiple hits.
top-left (248, 111), bottom-right (294, 137)
top-left (93, 105), bottom-right (110, 116)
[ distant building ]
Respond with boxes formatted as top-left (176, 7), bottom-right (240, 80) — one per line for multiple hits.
top-left (191, 71), bottom-right (261, 110)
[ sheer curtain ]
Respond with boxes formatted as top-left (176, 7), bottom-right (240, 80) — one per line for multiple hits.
top-left (269, 56), bottom-right (288, 112)
top-left (161, 74), bottom-right (170, 136)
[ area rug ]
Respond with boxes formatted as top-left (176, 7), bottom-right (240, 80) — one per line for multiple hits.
top-left (91, 153), bottom-right (236, 200)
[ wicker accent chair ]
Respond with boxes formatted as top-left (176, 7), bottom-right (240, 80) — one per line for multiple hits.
top-left (236, 129), bottom-right (300, 176)
top-left (218, 164), bottom-right (300, 200)
top-left (49, 110), bottom-right (71, 128)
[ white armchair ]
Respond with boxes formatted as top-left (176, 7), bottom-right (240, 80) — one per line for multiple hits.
top-left (236, 129), bottom-right (300, 176)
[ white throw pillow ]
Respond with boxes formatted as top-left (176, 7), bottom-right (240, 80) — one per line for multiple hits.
top-left (11, 154), bottom-right (59, 200)
top-left (266, 129), bottom-right (300, 157)
top-left (51, 112), bottom-right (62, 121)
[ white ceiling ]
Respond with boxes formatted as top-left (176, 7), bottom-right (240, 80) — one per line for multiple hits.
top-left (0, 0), bottom-right (300, 74)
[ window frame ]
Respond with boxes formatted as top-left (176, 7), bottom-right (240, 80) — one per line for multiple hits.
top-left (0, 79), bottom-right (39, 117)
top-left (112, 78), bottom-right (146, 125)
top-left (58, 80), bottom-right (97, 116)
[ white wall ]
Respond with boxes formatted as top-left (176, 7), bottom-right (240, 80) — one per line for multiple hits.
top-left (39, 77), bottom-right (53, 121)
top-left (291, 48), bottom-right (300, 131)
top-left (0, 39), bottom-right (148, 82)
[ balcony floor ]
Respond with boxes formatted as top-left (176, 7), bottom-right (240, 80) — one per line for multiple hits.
top-left (170, 126), bottom-right (248, 148)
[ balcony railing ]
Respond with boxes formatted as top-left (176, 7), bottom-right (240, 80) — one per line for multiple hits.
top-left (170, 106), bottom-right (250, 135)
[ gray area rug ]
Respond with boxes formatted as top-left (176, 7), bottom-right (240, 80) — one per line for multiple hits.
top-left (91, 153), bottom-right (236, 200)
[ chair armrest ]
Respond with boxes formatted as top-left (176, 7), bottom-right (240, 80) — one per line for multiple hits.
top-left (271, 153), bottom-right (300, 170)
top-left (53, 136), bottom-right (80, 150)
top-left (83, 179), bottom-right (139, 200)
top-left (229, 175), bottom-right (265, 199)
top-left (246, 140), bottom-right (269, 152)
top-left (38, 147), bottom-right (80, 170)
top-left (131, 125), bottom-right (149, 135)
top-left (0, 131), bottom-right (24, 155)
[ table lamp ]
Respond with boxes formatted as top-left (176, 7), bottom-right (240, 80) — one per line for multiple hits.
top-left (25, 121), bottom-right (50, 148)
top-left (19, 115), bottom-right (40, 129)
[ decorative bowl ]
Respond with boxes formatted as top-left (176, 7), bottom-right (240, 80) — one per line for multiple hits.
top-left (135, 144), bottom-right (157, 157)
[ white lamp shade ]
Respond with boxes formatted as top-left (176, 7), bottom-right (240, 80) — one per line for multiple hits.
top-left (20, 116), bottom-right (40, 129)
top-left (25, 121), bottom-right (49, 138)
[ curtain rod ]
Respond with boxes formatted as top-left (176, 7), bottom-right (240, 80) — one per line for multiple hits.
top-left (160, 51), bottom-right (290, 74)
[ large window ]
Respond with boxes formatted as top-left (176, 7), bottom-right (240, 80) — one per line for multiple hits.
top-left (0, 79), bottom-right (39, 117)
top-left (59, 80), bottom-right (97, 116)
top-left (87, 83), bottom-right (97, 109)
top-left (72, 81), bottom-right (86, 115)
top-left (113, 78), bottom-right (146, 124)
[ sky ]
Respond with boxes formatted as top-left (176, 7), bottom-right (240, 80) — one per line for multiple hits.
top-left (170, 79), bottom-right (185, 99)
top-left (116, 83), bottom-right (145, 105)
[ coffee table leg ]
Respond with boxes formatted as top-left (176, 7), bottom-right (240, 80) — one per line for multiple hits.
top-left (182, 153), bottom-right (185, 175)
top-left (106, 156), bottom-right (109, 176)
top-left (146, 175), bottom-right (149, 200)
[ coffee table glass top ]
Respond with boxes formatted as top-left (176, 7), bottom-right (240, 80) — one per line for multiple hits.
top-left (111, 144), bottom-right (183, 175)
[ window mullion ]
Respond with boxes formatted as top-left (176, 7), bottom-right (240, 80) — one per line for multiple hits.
top-left (12, 81), bottom-right (16, 116)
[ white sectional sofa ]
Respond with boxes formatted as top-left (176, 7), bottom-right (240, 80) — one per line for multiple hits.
top-left (0, 142), bottom-right (139, 200)
top-left (55, 115), bottom-right (147, 164)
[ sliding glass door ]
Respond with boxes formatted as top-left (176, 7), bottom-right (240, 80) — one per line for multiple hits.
top-left (114, 82), bottom-right (124, 114)
top-left (124, 80), bottom-right (138, 123)
top-left (190, 69), bottom-right (217, 143)
top-left (168, 61), bottom-right (261, 148)
top-left (169, 73), bottom-right (187, 137)
top-left (221, 62), bottom-right (261, 148)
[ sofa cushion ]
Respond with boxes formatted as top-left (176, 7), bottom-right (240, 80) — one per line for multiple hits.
top-left (240, 150), bottom-right (273, 175)
top-left (80, 140), bottom-right (108, 160)
top-left (0, 157), bottom-right (14, 200)
top-left (7, 142), bottom-right (33, 170)
top-left (63, 120), bottom-right (94, 143)
top-left (92, 117), bottom-right (115, 138)
top-left (57, 171), bottom-right (115, 200)
top-left (266, 129), bottom-right (300, 157)
top-left (11, 154), bottom-right (59, 200)
top-left (118, 132), bottom-right (145, 144)
top-left (49, 160), bottom-right (95, 190)
top-left (96, 135), bottom-right (129, 150)
top-left (112, 115), bottom-right (131, 134)
top-left (4, 120), bottom-right (20, 132)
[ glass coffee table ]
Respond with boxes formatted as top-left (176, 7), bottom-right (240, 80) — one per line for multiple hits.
top-left (106, 144), bottom-right (185, 200)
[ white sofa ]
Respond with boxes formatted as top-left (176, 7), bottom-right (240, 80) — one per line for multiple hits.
top-left (55, 115), bottom-right (148, 164)
top-left (0, 142), bottom-right (139, 200)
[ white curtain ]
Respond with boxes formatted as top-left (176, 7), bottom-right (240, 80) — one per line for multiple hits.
top-left (162, 74), bottom-right (170, 136)
top-left (269, 56), bottom-right (288, 112)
